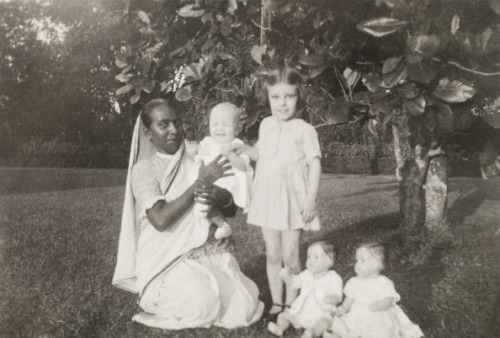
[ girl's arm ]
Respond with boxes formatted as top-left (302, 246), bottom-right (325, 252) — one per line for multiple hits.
top-left (301, 157), bottom-right (321, 223)
top-left (369, 297), bottom-right (395, 312)
top-left (147, 156), bottom-right (232, 231)
top-left (221, 144), bottom-right (248, 171)
top-left (336, 297), bottom-right (354, 316)
top-left (231, 143), bottom-right (259, 162)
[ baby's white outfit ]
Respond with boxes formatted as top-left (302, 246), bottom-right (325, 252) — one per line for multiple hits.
top-left (330, 275), bottom-right (423, 338)
top-left (287, 270), bottom-right (343, 329)
top-left (192, 136), bottom-right (253, 215)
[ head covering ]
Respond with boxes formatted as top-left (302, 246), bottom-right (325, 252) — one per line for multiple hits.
top-left (112, 116), bottom-right (157, 292)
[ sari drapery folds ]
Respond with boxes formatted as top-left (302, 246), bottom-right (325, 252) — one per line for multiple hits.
top-left (112, 116), bottom-right (263, 330)
top-left (112, 116), bottom-right (208, 294)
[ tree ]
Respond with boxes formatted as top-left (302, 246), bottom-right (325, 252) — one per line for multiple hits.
top-left (0, 0), bottom-right (136, 149)
top-left (112, 0), bottom-right (500, 231)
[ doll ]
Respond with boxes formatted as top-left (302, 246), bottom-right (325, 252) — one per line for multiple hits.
top-left (267, 241), bottom-right (343, 338)
top-left (327, 242), bottom-right (423, 338)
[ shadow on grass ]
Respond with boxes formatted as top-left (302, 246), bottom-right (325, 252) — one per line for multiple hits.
top-left (342, 183), bottom-right (399, 198)
top-left (447, 179), bottom-right (500, 227)
top-left (0, 168), bottom-right (126, 195)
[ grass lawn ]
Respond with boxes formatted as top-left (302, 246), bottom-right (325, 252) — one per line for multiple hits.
top-left (0, 167), bottom-right (498, 337)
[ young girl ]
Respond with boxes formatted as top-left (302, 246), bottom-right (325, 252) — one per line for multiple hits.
top-left (268, 241), bottom-right (343, 338)
top-left (238, 66), bottom-right (322, 314)
top-left (328, 243), bottom-right (423, 338)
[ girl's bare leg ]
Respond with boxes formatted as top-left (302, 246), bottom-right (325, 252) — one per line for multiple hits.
top-left (281, 229), bottom-right (301, 307)
top-left (261, 227), bottom-right (283, 313)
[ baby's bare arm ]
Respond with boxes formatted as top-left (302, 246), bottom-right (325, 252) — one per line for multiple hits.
top-left (225, 152), bottom-right (247, 171)
top-left (336, 297), bottom-right (354, 316)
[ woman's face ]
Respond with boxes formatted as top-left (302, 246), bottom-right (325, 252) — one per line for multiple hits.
top-left (145, 105), bottom-right (184, 155)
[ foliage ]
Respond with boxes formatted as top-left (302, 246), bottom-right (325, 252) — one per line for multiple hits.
top-left (111, 0), bottom-right (374, 138)
top-left (0, 0), bottom-right (135, 148)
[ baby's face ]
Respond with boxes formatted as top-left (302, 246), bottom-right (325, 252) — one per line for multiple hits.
top-left (209, 108), bottom-right (238, 144)
top-left (306, 244), bottom-right (333, 275)
top-left (354, 247), bottom-right (382, 278)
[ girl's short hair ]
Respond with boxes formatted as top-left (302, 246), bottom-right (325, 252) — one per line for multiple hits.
top-left (141, 97), bottom-right (182, 128)
top-left (259, 65), bottom-right (306, 110)
top-left (358, 242), bottom-right (386, 269)
top-left (310, 241), bottom-right (336, 264)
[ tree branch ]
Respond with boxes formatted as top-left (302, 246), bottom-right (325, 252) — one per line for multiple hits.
top-left (431, 57), bottom-right (500, 77)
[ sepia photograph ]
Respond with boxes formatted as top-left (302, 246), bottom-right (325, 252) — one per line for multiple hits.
top-left (1, 0), bottom-right (499, 337)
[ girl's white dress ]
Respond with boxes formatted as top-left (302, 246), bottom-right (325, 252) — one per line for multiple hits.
top-left (287, 270), bottom-right (343, 329)
top-left (248, 116), bottom-right (321, 230)
top-left (330, 275), bottom-right (423, 338)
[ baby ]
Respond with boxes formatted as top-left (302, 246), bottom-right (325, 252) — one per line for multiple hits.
top-left (193, 102), bottom-right (252, 239)
top-left (267, 241), bottom-right (343, 338)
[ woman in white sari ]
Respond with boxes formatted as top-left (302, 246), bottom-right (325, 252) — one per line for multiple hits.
top-left (113, 98), bottom-right (264, 330)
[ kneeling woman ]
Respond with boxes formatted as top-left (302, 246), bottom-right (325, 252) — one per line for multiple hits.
top-left (113, 98), bottom-right (263, 330)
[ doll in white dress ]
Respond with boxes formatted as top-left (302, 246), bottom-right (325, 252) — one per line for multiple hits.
top-left (327, 242), bottom-right (423, 338)
top-left (267, 241), bottom-right (343, 338)
top-left (192, 102), bottom-right (253, 239)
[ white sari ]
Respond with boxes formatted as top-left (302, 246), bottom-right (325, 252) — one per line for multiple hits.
top-left (112, 117), bottom-right (263, 330)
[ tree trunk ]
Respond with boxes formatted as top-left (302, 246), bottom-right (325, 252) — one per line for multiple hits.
top-left (424, 154), bottom-right (448, 230)
top-left (393, 125), bottom-right (426, 231)
top-left (398, 156), bottom-right (426, 231)
top-left (260, 0), bottom-right (271, 45)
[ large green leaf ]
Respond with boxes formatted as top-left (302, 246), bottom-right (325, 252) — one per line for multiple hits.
top-left (451, 15), bottom-right (460, 35)
top-left (379, 0), bottom-right (409, 8)
top-left (139, 54), bottom-right (152, 76)
top-left (250, 45), bottom-right (266, 65)
top-left (175, 86), bottom-right (192, 101)
top-left (343, 68), bottom-right (361, 89)
top-left (178, 4), bottom-right (206, 18)
top-left (403, 95), bottom-right (426, 116)
top-left (137, 11), bottom-right (150, 25)
top-left (116, 84), bottom-right (134, 96)
top-left (299, 54), bottom-right (326, 67)
top-left (396, 82), bottom-right (420, 99)
top-left (382, 56), bottom-right (402, 75)
top-left (370, 97), bottom-right (398, 115)
top-left (382, 63), bottom-right (407, 88)
top-left (356, 17), bottom-right (408, 37)
top-left (489, 0), bottom-right (500, 15)
top-left (432, 78), bottom-right (476, 103)
top-left (407, 60), bottom-right (436, 84)
top-left (130, 90), bottom-right (140, 105)
top-left (362, 72), bottom-right (384, 92)
top-left (407, 35), bottom-right (444, 56)
top-left (327, 99), bottom-right (351, 124)
top-left (434, 101), bottom-right (454, 133)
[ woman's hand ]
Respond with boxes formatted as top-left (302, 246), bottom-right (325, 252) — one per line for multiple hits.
top-left (301, 199), bottom-right (317, 223)
top-left (198, 154), bottom-right (233, 185)
top-left (194, 184), bottom-right (217, 207)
